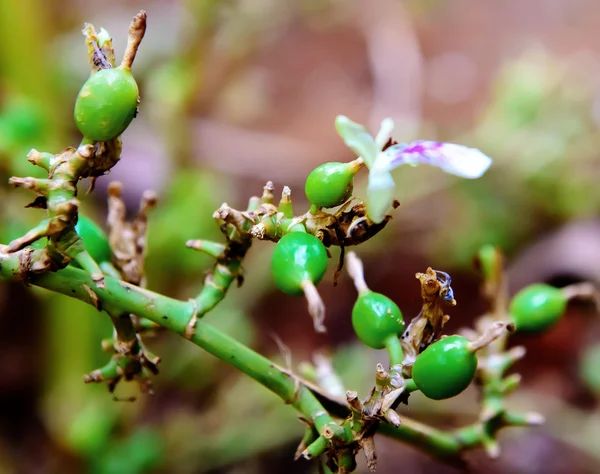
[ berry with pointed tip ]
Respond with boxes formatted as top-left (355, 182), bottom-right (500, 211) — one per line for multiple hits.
top-left (304, 161), bottom-right (360, 208)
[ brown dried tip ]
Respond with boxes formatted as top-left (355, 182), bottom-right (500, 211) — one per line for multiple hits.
top-left (121, 11), bottom-right (147, 69)
top-left (359, 436), bottom-right (377, 472)
top-left (108, 180), bottom-right (123, 197)
top-left (467, 321), bottom-right (509, 352)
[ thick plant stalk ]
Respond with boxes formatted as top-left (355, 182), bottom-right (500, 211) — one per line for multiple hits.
top-left (0, 249), bottom-right (537, 465)
top-left (0, 253), bottom-right (333, 431)
top-left (6, 146), bottom-right (100, 271)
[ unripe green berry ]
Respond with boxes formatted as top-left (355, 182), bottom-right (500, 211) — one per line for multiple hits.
top-left (351, 291), bottom-right (404, 349)
top-left (509, 283), bottom-right (567, 333)
top-left (412, 335), bottom-right (477, 400)
top-left (75, 215), bottom-right (112, 264)
top-left (74, 67), bottom-right (139, 142)
top-left (305, 161), bottom-right (360, 208)
top-left (271, 232), bottom-right (328, 296)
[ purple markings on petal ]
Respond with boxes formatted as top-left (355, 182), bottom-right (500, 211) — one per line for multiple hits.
top-left (382, 140), bottom-right (492, 179)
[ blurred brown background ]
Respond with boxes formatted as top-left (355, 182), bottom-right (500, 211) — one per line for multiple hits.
top-left (2, 0), bottom-right (600, 473)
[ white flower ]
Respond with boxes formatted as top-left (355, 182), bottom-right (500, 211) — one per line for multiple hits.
top-left (381, 140), bottom-right (492, 178)
top-left (366, 163), bottom-right (396, 224)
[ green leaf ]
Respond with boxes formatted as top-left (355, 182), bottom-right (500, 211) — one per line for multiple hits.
top-left (335, 115), bottom-right (378, 168)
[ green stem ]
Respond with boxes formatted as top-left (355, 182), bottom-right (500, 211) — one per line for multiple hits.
top-left (384, 336), bottom-right (404, 366)
top-left (378, 418), bottom-right (464, 461)
top-left (73, 251), bottom-right (104, 285)
top-left (452, 423), bottom-right (482, 449)
top-left (0, 252), bottom-right (334, 431)
top-left (100, 261), bottom-right (122, 279)
top-left (108, 311), bottom-right (138, 349)
top-left (404, 378), bottom-right (418, 393)
top-left (0, 250), bottom-right (478, 463)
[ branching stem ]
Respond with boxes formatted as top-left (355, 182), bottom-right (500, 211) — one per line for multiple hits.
top-left (0, 249), bottom-right (509, 463)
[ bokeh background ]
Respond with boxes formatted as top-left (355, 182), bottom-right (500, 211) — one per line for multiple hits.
top-left (2, 0), bottom-right (600, 472)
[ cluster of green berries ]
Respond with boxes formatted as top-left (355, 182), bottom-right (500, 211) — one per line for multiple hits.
top-left (268, 141), bottom-right (570, 400)
top-left (346, 265), bottom-right (569, 401)
top-left (66, 25), bottom-right (571, 403)
top-left (270, 161), bottom-right (364, 290)
top-left (348, 273), bottom-right (478, 400)
top-left (269, 160), bottom-right (365, 327)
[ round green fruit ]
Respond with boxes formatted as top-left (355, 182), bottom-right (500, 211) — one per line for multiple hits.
top-left (75, 215), bottom-right (112, 264)
top-left (305, 162), bottom-right (358, 208)
top-left (412, 335), bottom-right (477, 400)
top-left (271, 232), bottom-right (328, 296)
top-left (509, 283), bottom-right (567, 333)
top-left (352, 291), bottom-right (404, 349)
top-left (74, 67), bottom-right (139, 142)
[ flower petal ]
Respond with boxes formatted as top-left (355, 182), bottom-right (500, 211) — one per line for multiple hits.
top-left (382, 140), bottom-right (492, 178)
top-left (366, 168), bottom-right (396, 224)
top-left (335, 115), bottom-right (379, 168)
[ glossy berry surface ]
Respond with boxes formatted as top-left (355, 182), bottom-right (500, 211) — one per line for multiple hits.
top-left (305, 162), bottom-right (356, 208)
top-left (509, 283), bottom-right (567, 333)
top-left (74, 67), bottom-right (139, 142)
top-left (75, 215), bottom-right (112, 264)
top-left (412, 335), bottom-right (477, 400)
top-left (351, 291), bottom-right (404, 349)
top-left (271, 232), bottom-right (328, 296)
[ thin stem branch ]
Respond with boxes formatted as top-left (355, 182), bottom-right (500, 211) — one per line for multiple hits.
top-left (384, 336), bottom-right (404, 366)
top-left (378, 418), bottom-right (465, 464)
